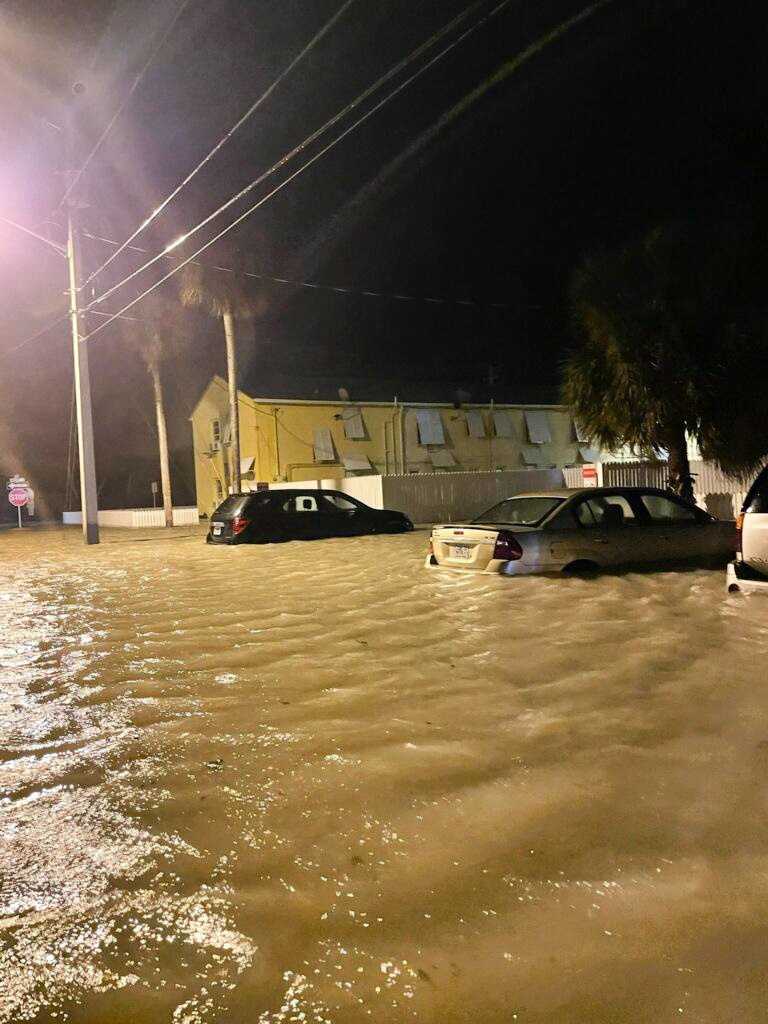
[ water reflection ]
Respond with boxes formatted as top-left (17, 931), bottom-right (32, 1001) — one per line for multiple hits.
top-left (1, 527), bottom-right (767, 1022)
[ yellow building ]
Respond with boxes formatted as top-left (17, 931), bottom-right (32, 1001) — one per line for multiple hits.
top-left (190, 376), bottom-right (599, 516)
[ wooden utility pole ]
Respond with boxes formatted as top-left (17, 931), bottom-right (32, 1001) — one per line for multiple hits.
top-left (65, 87), bottom-right (99, 544)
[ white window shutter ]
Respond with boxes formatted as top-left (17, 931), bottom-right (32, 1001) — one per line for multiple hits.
top-left (415, 408), bottom-right (445, 445)
top-left (312, 429), bottom-right (335, 462)
top-left (524, 410), bottom-right (551, 444)
top-left (465, 410), bottom-right (485, 438)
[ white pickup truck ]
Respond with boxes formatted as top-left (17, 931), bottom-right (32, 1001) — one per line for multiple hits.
top-left (727, 467), bottom-right (768, 594)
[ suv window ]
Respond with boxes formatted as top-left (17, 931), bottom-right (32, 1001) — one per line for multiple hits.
top-left (324, 493), bottom-right (360, 512)
top-left (214, 494), bottom-right (251, 516)
top-left (639, 493), bottom-right (698, 523)
top-left (745, 467), bottom-right (768, 514)
top-left (574, 494), bottom-right (637, 528)
top-left (282, 494), bottom-right (320, 513)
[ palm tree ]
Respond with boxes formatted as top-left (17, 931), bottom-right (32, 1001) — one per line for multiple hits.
top-left (122, 295), bottom-right (182, 526)
top-left (179, 251), bottom-right (263, 495)
top-left (562, 222), bottom-right (768, 501)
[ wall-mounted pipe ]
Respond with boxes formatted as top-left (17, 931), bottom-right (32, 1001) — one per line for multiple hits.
top-left (272, 408), bottom-right (281, 480)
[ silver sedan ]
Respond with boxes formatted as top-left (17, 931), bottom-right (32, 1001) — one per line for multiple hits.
top-left (425, 487), bottom-right (736, 575)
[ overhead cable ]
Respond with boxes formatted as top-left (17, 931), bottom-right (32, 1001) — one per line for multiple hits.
top-left (0, 214), bottom-right (67, 255)
top-left (84, 0), bottom-right (358, 286)
top-left (85, 0), bottom-right (499, 311)
top-left (81, 0), bottom-right (513, 342)
top-left (7, 313), bottom-right (70, 354)
top-left (84, 229), bottom-right (511, 308)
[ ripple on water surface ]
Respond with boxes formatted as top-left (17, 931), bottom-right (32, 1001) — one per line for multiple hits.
top-left (1, 527), bottom-right (768, 1023)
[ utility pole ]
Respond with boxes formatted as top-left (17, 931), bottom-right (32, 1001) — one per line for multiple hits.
top-left (65, 84), bottom-right (99, 544)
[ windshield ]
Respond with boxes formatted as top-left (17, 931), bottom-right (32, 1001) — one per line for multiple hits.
top-left (472, 496), bottom-right (564, 526)
top-left (213, 494), bottom-right (252, 517)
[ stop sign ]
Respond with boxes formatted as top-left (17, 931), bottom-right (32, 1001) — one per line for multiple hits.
top-left (8, 487), bottom-right (28, 507)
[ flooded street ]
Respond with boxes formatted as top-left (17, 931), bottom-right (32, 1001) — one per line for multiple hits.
top-left (2, 526), bottom-right (768, 1023)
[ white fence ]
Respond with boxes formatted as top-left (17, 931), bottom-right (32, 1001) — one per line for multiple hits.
top-left (266, 469), bottom-right (564, 524)
top-left (264, 477), bottom-right (385, 506)
top-left (563, 461), bottom-right (750, 519)
top-left (63, 506), bottom-right (200, 528)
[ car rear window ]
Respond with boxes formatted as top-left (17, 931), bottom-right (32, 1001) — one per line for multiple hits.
top-left (214, 493), bottom-right (270, 516)
top-left (472, 496), bottom-right (563, 526)
top-left (744, 467), bottom-right (768, 514)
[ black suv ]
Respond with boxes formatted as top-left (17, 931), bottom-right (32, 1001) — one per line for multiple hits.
top-left (206, 488), bottom-right (413, 545)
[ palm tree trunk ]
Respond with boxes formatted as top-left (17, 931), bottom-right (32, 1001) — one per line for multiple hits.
top-left (150, 361), bottom-right (174, 527)
top-left (663, 423), bottom-right (694, 503)
top-left (222, 309), bottom-right (241, 494)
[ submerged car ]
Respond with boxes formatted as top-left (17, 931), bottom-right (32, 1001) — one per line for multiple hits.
top-left (727, 466), bottom-right (768, 594)
top-left (426, 487), bottom-right (735, 575)
top-left (206, 488), bottom-right (412, 545)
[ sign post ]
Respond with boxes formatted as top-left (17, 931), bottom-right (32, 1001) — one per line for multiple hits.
top-left (582, 464), bottom-right (599, 487)
top-left (8, 487), bottom-right (28, 528)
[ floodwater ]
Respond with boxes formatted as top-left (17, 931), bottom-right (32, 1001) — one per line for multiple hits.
top-left (2, 526), bottom-right (768, 1024)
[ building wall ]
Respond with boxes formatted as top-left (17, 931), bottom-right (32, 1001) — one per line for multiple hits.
top-left (190, 377), bottom-right (594, 516)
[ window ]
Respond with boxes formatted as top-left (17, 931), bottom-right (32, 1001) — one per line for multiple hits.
top-left (429, 449), bottom-right (456, 468)
top-left (415, 408), bottom-right (445, 445)
top-left (521, 446), bottom-right (543, 466)
top-left (341, 408), bottom-right (366, 439)
top-left (745, 467), bottom-right (768, 514)
top-left (473, 496), bottom-right (564, 526)
top-left (342, 453), bottom-right (372, 472)
top-left (524, 410), bottom-right (552, 444)
top-left (215, 494), bottom-right (252, 516)
top-left (211, 420), bottom-right (222, 446)
top-left (465, 410), bottom-right (486, 438)
top-left (573, 419), bottom-right (590, 443)
top-left (324, 494), bottom-right (360, 512)
top-left (283, 494), bottom-right (320, 513)
top-left (640, 493), bottom-right (698, 523)
top-left (493, 410), bottom-right (514, 438)
top-left (574, 494), bottom-right (637, 528)
top-left (312, 428), bottom-right (335, 462)
top-left (215, 479), bottom-right (223, 500)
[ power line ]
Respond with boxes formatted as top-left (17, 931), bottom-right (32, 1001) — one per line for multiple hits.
top-left (84, 0), bottom-right (358, 286)
top-left (7, 313), bottom-right (70, 354)
top-left (6, 307), bottom-right (139, 356)
top-left (85, 0), bottom-right (497, 310)
top-left (81, 0), bottom-right (514, 343)
top-left (0, 215), bottom-right (67, 255)
top-left (58, 0), bottom-right (193, 211)
top-left (84, 229), bottom-right (512, 308)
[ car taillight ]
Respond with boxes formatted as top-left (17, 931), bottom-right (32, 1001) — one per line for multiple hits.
top-left (492, 529), bottom-right (523, 561)
top-left (736, 512), bottom-right (744, 555)
top-left (232, 516), bottom-right (250, 535)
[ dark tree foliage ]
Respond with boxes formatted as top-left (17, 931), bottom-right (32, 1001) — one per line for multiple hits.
top-left (562, 221), bottom-right (768, 498)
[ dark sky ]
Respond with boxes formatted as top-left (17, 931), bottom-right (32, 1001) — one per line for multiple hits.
top-left (1, 0), bottom-right (767, 511)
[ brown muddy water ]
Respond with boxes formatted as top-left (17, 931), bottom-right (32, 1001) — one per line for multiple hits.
top-left (1, 526), bottom-right (768, 1023)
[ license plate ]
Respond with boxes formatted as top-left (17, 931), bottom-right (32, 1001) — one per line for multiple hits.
top-left (213, 523), bottom-right (222, 536)
top-left (450, 544), bottom-right (472, 559)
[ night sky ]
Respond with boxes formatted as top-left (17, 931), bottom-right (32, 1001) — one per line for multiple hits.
top-left (1, 0), bottom-right (767, 512)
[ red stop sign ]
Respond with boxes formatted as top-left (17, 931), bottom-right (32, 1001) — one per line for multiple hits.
top-left (8, 487), bottom-right (28, 507)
